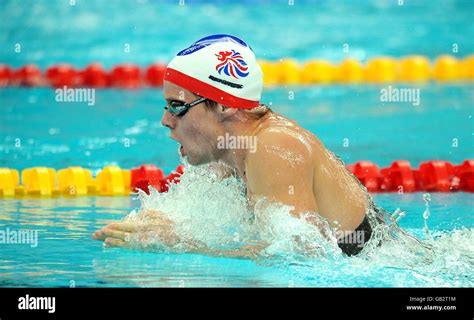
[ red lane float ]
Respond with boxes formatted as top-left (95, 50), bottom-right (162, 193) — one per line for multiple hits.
top-left (12, 64), bottom-right (42, 86)
top-left (131, 164), bottom-right (164, 194)
top-left (132, 161), bottom-right (474, 194)
top-left (380, 160), bottom-right (416, 192)
top-left (80, 63), bottom-right (109, 87)
top-left (348, 160), bottom-right (474, 192)
top-left (46, 64), bottom-right (78, 87)
top-left (417, 160), bottom-right (454, 192)
top-left (131, 165), bottom-right (183, 195)
top-left (159, 165), bottom-right (185, 193)
top-left (349, 161), bottom-right (382, 192)
top-left (1, 63), bottom-right (167, 88)
top-left (145, 63), bottom-right (166, 87)
top-left (109, 64), bottom-right (141, 89)
top-left (0, 65), bottom-right (13, 86)
top-left (454, 160), bottom-right (474, 192)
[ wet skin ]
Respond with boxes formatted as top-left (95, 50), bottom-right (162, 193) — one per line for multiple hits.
top-left (93, 81), bottom-right (368, 257)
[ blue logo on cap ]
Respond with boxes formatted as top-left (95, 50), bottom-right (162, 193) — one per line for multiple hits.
top-left (215, 50), bottom-right (249, 78)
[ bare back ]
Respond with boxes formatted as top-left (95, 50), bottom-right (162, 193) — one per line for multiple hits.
top-left (249, 111), bottom-right (368, 232)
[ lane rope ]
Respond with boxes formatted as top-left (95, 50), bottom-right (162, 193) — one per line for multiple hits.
top-left (1, 160), bottom-right (472, 197)
top-left (1, 55), bottom-right (473, 88)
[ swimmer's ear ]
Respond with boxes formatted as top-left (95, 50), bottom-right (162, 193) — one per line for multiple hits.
top-left (215, 104), bottom-right (238, 120)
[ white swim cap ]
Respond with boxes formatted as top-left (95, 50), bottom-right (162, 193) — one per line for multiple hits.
top-left (165, 34), bottom-right (263, 109)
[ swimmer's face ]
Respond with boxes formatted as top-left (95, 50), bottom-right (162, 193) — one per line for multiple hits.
top-left (161, 81), bottom-right (223, 165)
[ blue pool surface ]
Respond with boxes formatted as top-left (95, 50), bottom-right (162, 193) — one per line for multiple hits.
top-left (0, 192), bottom-right (472, 287)
top-left (0, 0), bottom-right (473, 287)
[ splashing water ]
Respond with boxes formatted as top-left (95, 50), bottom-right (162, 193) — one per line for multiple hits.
top-left (422, 193), bottom-right (432, 240)
top-left (122, 163), bottom-right (474, 287)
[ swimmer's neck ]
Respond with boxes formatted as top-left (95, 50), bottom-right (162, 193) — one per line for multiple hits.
top-left (217, 112), bottom-right (270, 180)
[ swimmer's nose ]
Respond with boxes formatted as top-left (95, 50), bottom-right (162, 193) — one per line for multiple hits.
top-left (161, 110), bottom-right (176, 129)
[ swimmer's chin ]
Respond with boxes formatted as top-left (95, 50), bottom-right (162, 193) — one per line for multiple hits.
top-left (177, 145), bottom-right (209, 166)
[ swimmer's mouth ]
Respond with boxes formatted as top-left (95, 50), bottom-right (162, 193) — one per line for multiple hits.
top-left (179, 144), bottom-right (186, 156)
top-left (169, 136), bottom-right (186, 156)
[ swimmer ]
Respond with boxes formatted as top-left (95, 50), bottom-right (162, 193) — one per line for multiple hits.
top-left (93, 34), bottom-right (374, 257)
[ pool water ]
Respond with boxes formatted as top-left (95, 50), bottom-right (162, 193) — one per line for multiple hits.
top-left (0, 191), bottom-right (472, 287)
top-left (1, 0), bottom-right (473, 287)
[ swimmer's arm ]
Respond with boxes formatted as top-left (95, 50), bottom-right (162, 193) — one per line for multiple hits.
top-left (246, 132), bottom-right (319, 217)
top-left (92, 209), bottom-right (180, 248)
top-left (93, 210), bottom-right (266, 259)
top-left (94, 225), bottom-right (267, 259)
top-left (93, 212), bottom-right (268, 259)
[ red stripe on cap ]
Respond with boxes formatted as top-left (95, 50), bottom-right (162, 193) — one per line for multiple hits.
top-left (164, 68), bottom-right (259, 109)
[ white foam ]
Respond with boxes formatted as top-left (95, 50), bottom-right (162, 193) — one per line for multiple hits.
top-left (123, 163), bottom-right (474, 286)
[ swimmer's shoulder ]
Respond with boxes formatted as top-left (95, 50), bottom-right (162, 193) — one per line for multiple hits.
top-left (253, 125), bottom-right (312, 156)
top-left (247, 126), bottom-right (314, 183)
top-left (254, 113), bottom-right (324, 155)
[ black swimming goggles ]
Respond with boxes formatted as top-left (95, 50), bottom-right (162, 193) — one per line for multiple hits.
top-left (164, 97), bottom-right (208, 117)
